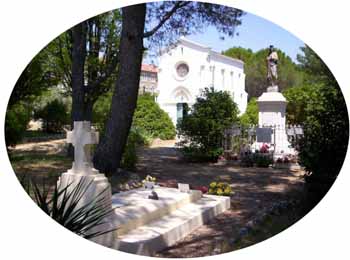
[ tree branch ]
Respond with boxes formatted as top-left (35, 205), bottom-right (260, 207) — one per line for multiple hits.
top-left (143, 1), bottom-right (191, 38)
top-left (86, 52), bottom-right (119, 94)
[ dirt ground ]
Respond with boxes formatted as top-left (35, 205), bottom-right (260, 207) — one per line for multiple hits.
top-left (8, 139), bottom-right (71, 186)
top-left (8, 139), bottom-right (306, 257)
top-left (136, 140), bottom-right (305, 257)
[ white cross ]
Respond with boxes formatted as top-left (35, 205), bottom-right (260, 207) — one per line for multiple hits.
top-left (67, 121), bottom-right (99, 174)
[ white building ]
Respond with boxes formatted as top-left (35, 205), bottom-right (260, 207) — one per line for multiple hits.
top-left (156, 37), bottom-right (247, 127)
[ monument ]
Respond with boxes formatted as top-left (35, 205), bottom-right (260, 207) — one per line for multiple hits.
top-left (56, 122), bottom-right (231, 255)
top-left (58, 121), bottom-right (115, 247)
top-left (253, 46), bottom-right (294, 158)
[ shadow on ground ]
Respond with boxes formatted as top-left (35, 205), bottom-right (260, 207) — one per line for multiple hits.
top-left (136, 144), bottom-right (305, 257)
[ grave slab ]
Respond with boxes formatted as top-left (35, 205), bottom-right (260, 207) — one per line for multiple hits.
top-left (109, 187), bottom-right (230, 255)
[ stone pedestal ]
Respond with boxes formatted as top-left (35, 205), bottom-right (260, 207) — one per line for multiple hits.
top-left (253, 87), bottom-right (294, 158)
top-left (57, 121), bottom-right (115, 247)
top-left (58, 171), bottom-right (114, 247)
top-left (58, 171), bottom-right (115, 247)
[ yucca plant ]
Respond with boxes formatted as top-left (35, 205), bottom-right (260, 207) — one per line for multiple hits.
top-left (25, 176), bottom-right (116, 239)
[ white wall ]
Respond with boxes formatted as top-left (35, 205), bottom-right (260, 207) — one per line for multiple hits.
top-left (157, 38), bottom-right (248, 126)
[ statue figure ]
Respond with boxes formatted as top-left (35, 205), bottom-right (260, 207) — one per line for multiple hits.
top-left (266, 45), bottom-right (279, 87)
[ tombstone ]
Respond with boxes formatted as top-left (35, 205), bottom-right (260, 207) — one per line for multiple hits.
top-left (58, 121), bottom-right (115, 247)
top-left (66, 121), bottom-right (99, 174)
top-left (256, 127), bottom-right (273, 143)
top-left (178, 183), bottom-right (190, 193)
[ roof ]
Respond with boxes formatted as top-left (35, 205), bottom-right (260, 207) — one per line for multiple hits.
top-left (178, 37), bottom-right (244, 65)
top-left (141, 64), bottom-right (158, 73)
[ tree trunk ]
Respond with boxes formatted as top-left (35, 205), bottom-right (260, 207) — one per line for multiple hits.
top-left (71, 22), bottom-right (87, 122)
top-left (93, 4), bottom-right (146, 175)
top-left (68, 22), bottom-right (87, 158)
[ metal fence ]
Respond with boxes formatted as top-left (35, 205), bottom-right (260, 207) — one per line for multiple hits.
top-left (223, 124), bottom-right (304, 154)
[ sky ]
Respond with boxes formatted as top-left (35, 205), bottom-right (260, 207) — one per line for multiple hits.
top-left (145, 12), bottom-right (305, 64)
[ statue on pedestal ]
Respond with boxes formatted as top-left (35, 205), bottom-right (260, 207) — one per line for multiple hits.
top-left (266, 45), bottom-right (279, 91)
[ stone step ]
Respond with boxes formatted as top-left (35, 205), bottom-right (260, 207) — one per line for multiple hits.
top-left (112, 194), bottom-right (230, 256)
top-left (111, 187), bottom-right (202, 236)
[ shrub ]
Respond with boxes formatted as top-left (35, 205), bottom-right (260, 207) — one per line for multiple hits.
top-left (240, 153), bottom-right (273, 168)
top-left (182, 146), bottom-right (223, 163)
top-left (120, 130), bottom-right (139, 171)
top-left (178, 87), bottom-right (239, 162)
top-left (93, 92), bottom-right (112, 134)
top-left (5, 103), bottom-right (31, 147)
top-left (240, 153), bottom-right (254, 167)
top-left (34, 99), bottom-right (69, 133)
top-left (254, 153), bottom-right (273, 167)
top-left (93, 93), bottom-right (175, 141)
top-left (208, 182), bottom-right (233, 196)
top-left (133, 94), bottom-right (176, 140)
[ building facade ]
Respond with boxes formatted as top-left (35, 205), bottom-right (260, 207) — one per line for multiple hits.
top-left (156, 37), bottom-right (247, 127)
top-left (139, 64), bottom-right (158, 95)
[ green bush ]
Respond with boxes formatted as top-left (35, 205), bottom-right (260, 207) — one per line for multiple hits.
top-left (182, 146), bottom-right (223, 163)
top-left (295, 46), bottom-right (348, 196)
top-left (120, 130), bottom-right (140, 171)
top-left (239, 98), bottom-right (258, 126)
top-left (133, 94), bottom-right (176, 140)
top-left (178, 87), bottom-right (239, 162)
top-left (254, 153), bottom-right (273, 167)
top-left (92, 92), bottom-right (112, 134)
top-left (93, 93), bottom-right (175, 141)
top-left (34, 99), bottom-right (69, 133)
top-left (240, 153), bottom-right (273, 168)
top-left (5, 103), bottom-right (31, 147)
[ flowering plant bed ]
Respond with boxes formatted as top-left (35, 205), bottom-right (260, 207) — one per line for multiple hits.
top-left (208, 182), bottom-right (233, 196)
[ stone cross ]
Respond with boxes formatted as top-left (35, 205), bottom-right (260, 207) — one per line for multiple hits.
top-left (67, 121), bottom-right (99, 174)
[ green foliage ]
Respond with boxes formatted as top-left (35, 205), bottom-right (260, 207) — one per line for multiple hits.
top-left (94, 93), bottom-right (175, 140)
top-left (120, 132), bottom-right (138, 171)
top-left (92, 92), bottom-right (113, 133)
top-left (133, 94), bottom-right (176, 140)
top-left (239, 98), bottom-right (258, 126)
top-left (5, 103), bottom-right (31, 147)
top-left (22, 177), bottom-right (115, 239)
top-left (283, 84), bottom-right (318, 124)
top-left (8, 51), bottom-right (58, 109)
top-left (178, 87), bottom-right (239, 162)
top-left (296, 46), bottom-right (349, 190)
top-left (222, 47), bottom-right (254, 63)
top-left (34, 99), bottom-right (69, 133)
top-left (240, 153), bottom-right (273, 168)
top-left (223, 47), bottom-right (303, 98)
top-left (182, 146), bottom-right (224, 163)
top-left (254, 153), bottom-right (273, 167)
top-left (43, 10), bottom-right (122, 95)
top-left (145, 2), bottom-right (244, 47)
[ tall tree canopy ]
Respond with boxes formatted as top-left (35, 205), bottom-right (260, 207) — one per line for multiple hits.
top-left (42, 10), bottom-right (122, 122)
top-left (223, 47), bottom-right (303, 98)
top-left (295, 46), bottom-right (348, 196)
top-left (70, 10), bottom-right (122, 122)
top-left (93, 1), bottom-right (245, 175)
top-left (8, 51), bottom-right (57, 108)
top-left (239, 97), bottom-right (258, 126)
